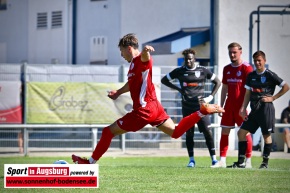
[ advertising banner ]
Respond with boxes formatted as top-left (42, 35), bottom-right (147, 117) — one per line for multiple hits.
top-left (4, 164), bottom-right (99, 188)
top-left (26, 82), bottom-right (132, 124)
top-left (0, 81), bottom-right (22, 123)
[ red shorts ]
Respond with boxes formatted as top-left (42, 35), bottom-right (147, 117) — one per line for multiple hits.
top-left (220, 102), bottom-right (246, 128)
top-left (116, 100), bottom-right (170, 132)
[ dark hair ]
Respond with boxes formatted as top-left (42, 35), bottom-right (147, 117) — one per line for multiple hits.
top-left (228, 42), bottom-right (242, 50)
top-left (182, 49), bottom-right (196, 57)
top-left (253, 50), bottom-right (266, 60)
top-left (118, 33), bottom-right (139, 49)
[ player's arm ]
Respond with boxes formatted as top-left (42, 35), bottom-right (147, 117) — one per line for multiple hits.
top-left (108, 82), bottom-right (130, 100)
top-left (263, 82), bottom-right (289, 102)
top-left (141, 45), bottom-right (155, 62)
top-left (161, 75), bottom-right (183, 94)
top-left (204, 75), bottom-right (221, 103)
top-left (220, 84), bottom-right (228, 107)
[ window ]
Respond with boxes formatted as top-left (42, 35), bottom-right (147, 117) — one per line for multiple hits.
top-left (37, 12), bottom-right (48, 29)
top-left (51, 11), bottom-right (62, 28)
top-left (0, 0), bottom-right (7, 10)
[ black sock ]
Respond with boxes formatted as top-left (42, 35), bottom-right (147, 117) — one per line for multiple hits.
top-left (263, 143), bottom-right (272, 158)
top-left (288, 148), bottom-right (290, 153)
top-left (238, 141), bottom-right (247, 164)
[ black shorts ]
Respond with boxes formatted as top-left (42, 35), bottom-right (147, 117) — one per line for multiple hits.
top-left (241, 102), bottom-right (275, 135)
top-left (182, 105), bottom-right (211, 133)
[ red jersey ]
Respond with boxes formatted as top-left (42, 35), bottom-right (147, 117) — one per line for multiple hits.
top-left (222, 62), bottom-right (253, 108)
top-left (127, 54), bottom-right (157, 109)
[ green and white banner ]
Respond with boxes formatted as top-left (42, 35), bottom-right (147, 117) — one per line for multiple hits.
top-left (26, 82), bottom-right (132, 124)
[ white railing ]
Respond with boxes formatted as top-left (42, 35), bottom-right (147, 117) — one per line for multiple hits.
top-left (1, 123), bottom-right (289, 156)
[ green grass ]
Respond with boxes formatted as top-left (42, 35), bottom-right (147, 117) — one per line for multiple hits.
top-left (1, 156), bottom-right (290, 193)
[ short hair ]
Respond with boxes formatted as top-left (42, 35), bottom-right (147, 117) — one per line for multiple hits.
top-left (118, 33), bottom-right (139, 49)
top-left (228, 42), bottom-right (242, 50)
top-left (182, 49), bottom-right (196, 57)
top-left (253, 50), bottom-right (266, 60)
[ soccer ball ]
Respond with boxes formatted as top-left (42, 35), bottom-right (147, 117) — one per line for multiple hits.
top-left (53, 160), bottom-right (69, 164)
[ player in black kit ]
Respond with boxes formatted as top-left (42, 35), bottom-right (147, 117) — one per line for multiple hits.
top-left (228, 50), bottom-right (289, 169)
top-left (161, 48), bottom-right (221, 167)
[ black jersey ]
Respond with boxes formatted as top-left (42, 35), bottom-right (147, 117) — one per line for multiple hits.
top-left (168, 65), bottom-right (214, 104)
top-left (245, 69), bottom-right (285, 109)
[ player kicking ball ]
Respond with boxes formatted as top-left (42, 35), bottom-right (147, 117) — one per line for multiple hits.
top-left (72, 33), bottom-right (224, 164)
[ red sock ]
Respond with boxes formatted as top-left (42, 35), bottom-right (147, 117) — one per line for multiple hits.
top-left (172, 112), bottom-right (202, 139)
top-left (91, 127), bottom-right (114, 161)
top-left (246, 134), bottom-right (252, 158)
top-left (220, 134), bottom-right (229, 157)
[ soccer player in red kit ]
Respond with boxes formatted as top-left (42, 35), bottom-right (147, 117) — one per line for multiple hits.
top-left (212, 42), bottom-right (253, 168)
top-left (72, 33), bottom-right (224, 164)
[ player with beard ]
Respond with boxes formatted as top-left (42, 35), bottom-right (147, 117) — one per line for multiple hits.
top-left (212, 42), bottom-right (253, 168)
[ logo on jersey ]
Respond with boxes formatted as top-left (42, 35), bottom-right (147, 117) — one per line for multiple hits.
top-left (184, 74), bottom-right (189, 76)
top-left (236, 71), bottom-right (241, 77)
top-left (261, 76), bottom-right (266, 83)
top-left (227, 71), bottom-right (230, 74)
top-left (119, 120), bottom-right (123, 125)
top-left (130, 62), bottom-right (134, 70)
top-left (195, 71), bottom-right (200, 78)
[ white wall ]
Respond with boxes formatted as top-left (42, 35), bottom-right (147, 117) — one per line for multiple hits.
top-left (120, 0), bottom-right (210, 66)
top-left (28, 0), bottom-right (70, 64)
top-left (0, 0), bottom-right (28, 63)
top-left (217, 0), bottom-right (290, 119)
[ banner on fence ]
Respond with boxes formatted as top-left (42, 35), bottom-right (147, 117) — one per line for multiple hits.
top-left (26, 82), bottom-right (133, 124)
top-left (4, 164), bottom-right (99, 188)
top-left (0, 81), bottom-right (22, 123)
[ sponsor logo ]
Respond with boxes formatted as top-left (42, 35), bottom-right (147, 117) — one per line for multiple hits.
top-left (49, 86), bottom-right (90, 111)
top-left (183, 74), bottom-right (188, 76)
top-left (227, 78), bottom-right (242, 83)
top-left (195, 71), bottom-right (200, 78)
top-left (261, 76), bottom-right (266, 83)
top-left (4, 164), bottom-right (99, 188)
top-left (183, 82), bottom-right (203, 87)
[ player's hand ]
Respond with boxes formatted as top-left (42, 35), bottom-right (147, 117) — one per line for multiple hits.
top-left (143, 45), bottom-right (155, 52)
top-left (107, 90), bottom-right (119, 100)
top-left (203, 95), bottom-right (213, 103)
top-left (239, 107), bottom-right (248, 121)
top-left (261, 95), bottom-right (274, 103)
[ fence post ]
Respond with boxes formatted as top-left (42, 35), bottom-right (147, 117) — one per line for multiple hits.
top-left (24, 128), bottom-right (28, 156)
top-left (92, 128), bottom-right (98, 151)
top-left (122, 134), bottom-right (126, 153)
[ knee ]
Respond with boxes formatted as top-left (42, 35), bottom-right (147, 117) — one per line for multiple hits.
top-left (237, 129), bottom-right (247, 140)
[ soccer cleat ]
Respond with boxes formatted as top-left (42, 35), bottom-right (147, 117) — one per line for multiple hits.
top-left (187, 160), bottom-right (195, 168)
top-left (72, 154), bottom-right (90, 164)
top-left (211, 161), bottom-right (226, 168)
top-left (211, 160), bottom-right (218, 166)
top-left (199, 103), bottom-right (225, 115)
top-left (259, 162), bottom-right (268, 169)
top-left (227, 162), bottom-right (245, 168)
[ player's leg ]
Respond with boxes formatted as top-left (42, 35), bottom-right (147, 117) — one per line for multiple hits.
top-left (226, 128), bottom-right (248, 168)
top-left (217, 127), bottom-right (232, 167)
top-left (283, 128), bottom-right (290, 153)
top-left (198, 116), bottom-right (218, 166)
top-left (259, 103), bottom-right (275, 169)
top-left (185, 128), bottom-right (195, 167)
top-left (72, 122), bottom-right (126, 164)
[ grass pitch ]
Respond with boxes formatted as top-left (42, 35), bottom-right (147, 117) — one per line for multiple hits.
top-left (1, 156), bottom-right (290, 193)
